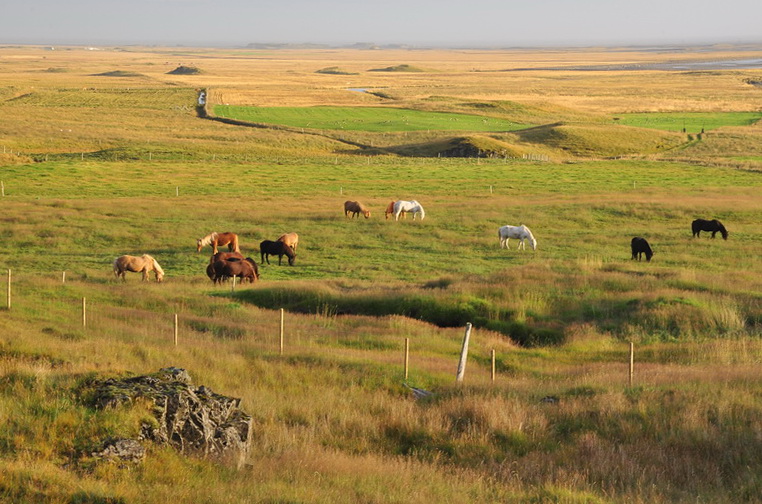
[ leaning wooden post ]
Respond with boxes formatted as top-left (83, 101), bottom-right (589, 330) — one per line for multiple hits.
top-left (628, 341), bottom-right (634, 387)
top-left (279, 308), bottom-right (284, 355)
top-left (82, 297), bottom-right (87, 328)
top-left (174, 314), bottom-right (179, 346)
top-left (404, 337), bottom-right (410, 381)
top-left (491, 348), bottom-right (496, 383)
top-left (456, 323), bottom-right (473, 383)
top-left (231, 275), bottom-right (236, 292)
top-left (62, 271), bottom-right (66, 284)
top-left (6, 269), bottom-right (11, 310)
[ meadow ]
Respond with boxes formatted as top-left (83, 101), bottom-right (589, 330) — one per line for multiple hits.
top-left (1, 44), bottom-right (762, 503)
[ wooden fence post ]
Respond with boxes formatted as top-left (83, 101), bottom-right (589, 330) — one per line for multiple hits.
top-left (629, 341), bottom-right (634, 387)
top-left (6, 269), bottom-right (10, 310)
top-left (174, 314), bottom-right (179, 346)
top-left (491, 348), bottom-right (496, 383)
top-left (82, 297), bottom-right (87, 328)
top-left (279, 308), bottom-right (284, 355)
top-left (456, 323), bottom-right (472, 383)
top-left (404, 337), bottom-right (410, 381)
top-left (62, 271), bottom-right (66, 284)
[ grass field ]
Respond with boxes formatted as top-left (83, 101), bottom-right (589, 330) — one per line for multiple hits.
top-left (1, 44), bottom-right (762, 503)
top-left (214, 105), bottom-right (534, 132)
top-left (614, 111), bottom-right (762, 133)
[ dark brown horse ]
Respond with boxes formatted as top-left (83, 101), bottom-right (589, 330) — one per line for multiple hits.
top-left (207, 257), bottom-right (259, 284)
top-left (692, 219), bottom-right (728, 240)
top-left (196, 232), bottom-right (241, 254)
top-left (344, 200), bottom-right (371, 219)
top-left (260, 240), bottom-right (296, 266)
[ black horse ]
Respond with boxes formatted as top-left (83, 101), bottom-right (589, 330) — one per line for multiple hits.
top-left (631, 237), bottom-right (653, 262)
top-left (260, 240), bottom-right (296, 266)
top-left (692, 219), bottom-right (728, 240)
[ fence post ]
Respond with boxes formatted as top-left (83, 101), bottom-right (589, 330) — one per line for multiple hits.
top-left (629, 342), bottom-right (634, 387)
top-left (491, 348), bottom-right (496, 383)
top-left (231, 275), bottom-right (236, 292)
top-left (279, 308), bottom-right (284, 355)
top-left (6, 269), bottom-right (10, 310)
top-left (82, 297), bottom-right (87, 328)
top-left (404, 337), bottom-right (410, 381)
top-left (62, 271), bottom-right (66, 284)
top-left (174, 314), bottom-right (179, 346)
top-left (456, 322), bottom-right (472, 383)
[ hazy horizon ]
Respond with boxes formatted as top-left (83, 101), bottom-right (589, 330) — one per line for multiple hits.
top-left (3, 0), bottom-right (762, 49)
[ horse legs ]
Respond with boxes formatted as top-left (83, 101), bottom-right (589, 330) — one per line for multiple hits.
top-left (278, 254), bottom-right (283, 265)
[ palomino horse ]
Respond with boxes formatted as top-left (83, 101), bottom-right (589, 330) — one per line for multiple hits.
top-left (277, 232), bottom-right (299, 251)
top-left (393, 200), bottom-right (425, 221)
top-left (692, 219), bottom-right (728, 240)
top-left (630, 237), bottom-right (654, 262)
top-left (113, 254), bottom-right (165, 282)
top-left (196, 232), bottom-right (240, 254)
top-left (498, 225), bottom-right (537, 251)
top-left (260, 240), bottom-right (296, 266)
top-left (344, 200), bottom-right (371, 219)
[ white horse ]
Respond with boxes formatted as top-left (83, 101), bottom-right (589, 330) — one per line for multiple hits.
top-left (393, 200), bottom-right (425, 221)
top-left (498, 225), bottom-right (537, 251)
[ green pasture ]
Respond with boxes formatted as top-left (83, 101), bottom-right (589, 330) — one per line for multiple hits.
top-left (613, 111), bottom-right (762, 133)
top-left (213, 105), bottom-right (532, 132)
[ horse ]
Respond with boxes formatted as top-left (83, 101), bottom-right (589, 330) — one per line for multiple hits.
top-left (113, 254), bottom-right (165, 282)
top-left (631, 237), bottom-right (654, 262)
top-left (208, 257), bottom-right (258, 284)
top-left (385, 201), bottom-right (401, 220)
top-left (277, 232), bottom-right (299, 251)
top-left (196, 232), bottom-right (240, 254)
top-left (692, 219), bottom-right (728, 240)
top-left (393, 200), bottom-right (425, 221)
top-left (260, 240), bottom-right (296, 266)
top-left (344, 200), bottom-right (371, 219)
top-left (498, 225), bottom-right (537, 251)
top-left (209, 251), bottom-right (245, 264)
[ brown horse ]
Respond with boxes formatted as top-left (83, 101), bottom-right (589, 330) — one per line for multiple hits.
top-left (277, 232), bottom-right (299, 251)
top-left (385, 200), bottom-right (405, 220)
top-left (196, 232), bottom-right (240, 254)
top-left (344, 200), bottom-right (371, 219)
top-left (113, 254), bottom-right (164, 282)
top-left (208, 257), bottom-right (258, 284)
top-left (209, 251), bottom-right (245, 264)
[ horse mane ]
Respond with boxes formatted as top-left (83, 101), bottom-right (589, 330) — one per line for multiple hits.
top-left (716, 220), bottom-right (729, 239)
top-left (151, 258), bottom-right (165, 276)
top-left (198, 232), bottom-right (218, 247)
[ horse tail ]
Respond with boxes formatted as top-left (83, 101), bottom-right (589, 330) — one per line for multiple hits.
top-left (232, 234), bottom-right (240, 252)
top-left (112, 258), bottom-right (121, 277)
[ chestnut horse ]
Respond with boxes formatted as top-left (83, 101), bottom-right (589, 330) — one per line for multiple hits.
top-left (113, 254), bottom-right (165, 282)
top-left (196, 232), bottom-right (240, 254)
top-left (344, 200), bottom-right (371, 219)
top-left (385, 200), bottom-right (405, 220)
top-left (277, 232), bottom-right (299, 251)
top-left (207, 257), bottom-right (259, 284)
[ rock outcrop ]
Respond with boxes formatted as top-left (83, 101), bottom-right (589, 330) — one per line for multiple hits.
top-left (89, 367), bottom-right (251, 467)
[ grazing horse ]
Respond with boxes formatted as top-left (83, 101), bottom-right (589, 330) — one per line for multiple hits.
top-left (208, 257), bottom-right (258, 284)
top-left (113, 254), bottom-right (165, 282)
top-left (692, 219), bottom-right (728, 240)
top-left (196, 232), bottom-right (240, 254)
top-left (393, 200), bottom-right (425, 221)
top-left (344, 201), bottom-right (371, 219)
top-left (260, 240), bottom-right (296, 266)
top-left (209, 251), bottom-right (245, 264)
top-left (630, 237), bottom-right (654, 262)
top-left (498, 225), bottom-right (537, 251)
top-left (385, 200), bottom-right (405, 220)
top-left (277, 232), bottom-right (299, 251)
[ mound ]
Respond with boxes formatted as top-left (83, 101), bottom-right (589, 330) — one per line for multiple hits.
top-left (167, 65), bottom-right (202, 75)
top-left (316, 66), bottom-right (358, 75)
top-left (511, 123), bottom-right (684, 157)
top-left (388, 135), bottom-right (525, 158)
top-left (368, 64), bottom-right (425, 73)
top-left (94, 70), bottom-right (144, 78)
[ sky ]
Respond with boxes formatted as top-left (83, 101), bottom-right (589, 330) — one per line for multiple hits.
top-left (2, 0), bottom-right (761, 48)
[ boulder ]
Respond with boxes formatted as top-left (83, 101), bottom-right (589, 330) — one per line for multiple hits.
top-left (89, 367), bottom-right (251, 467)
